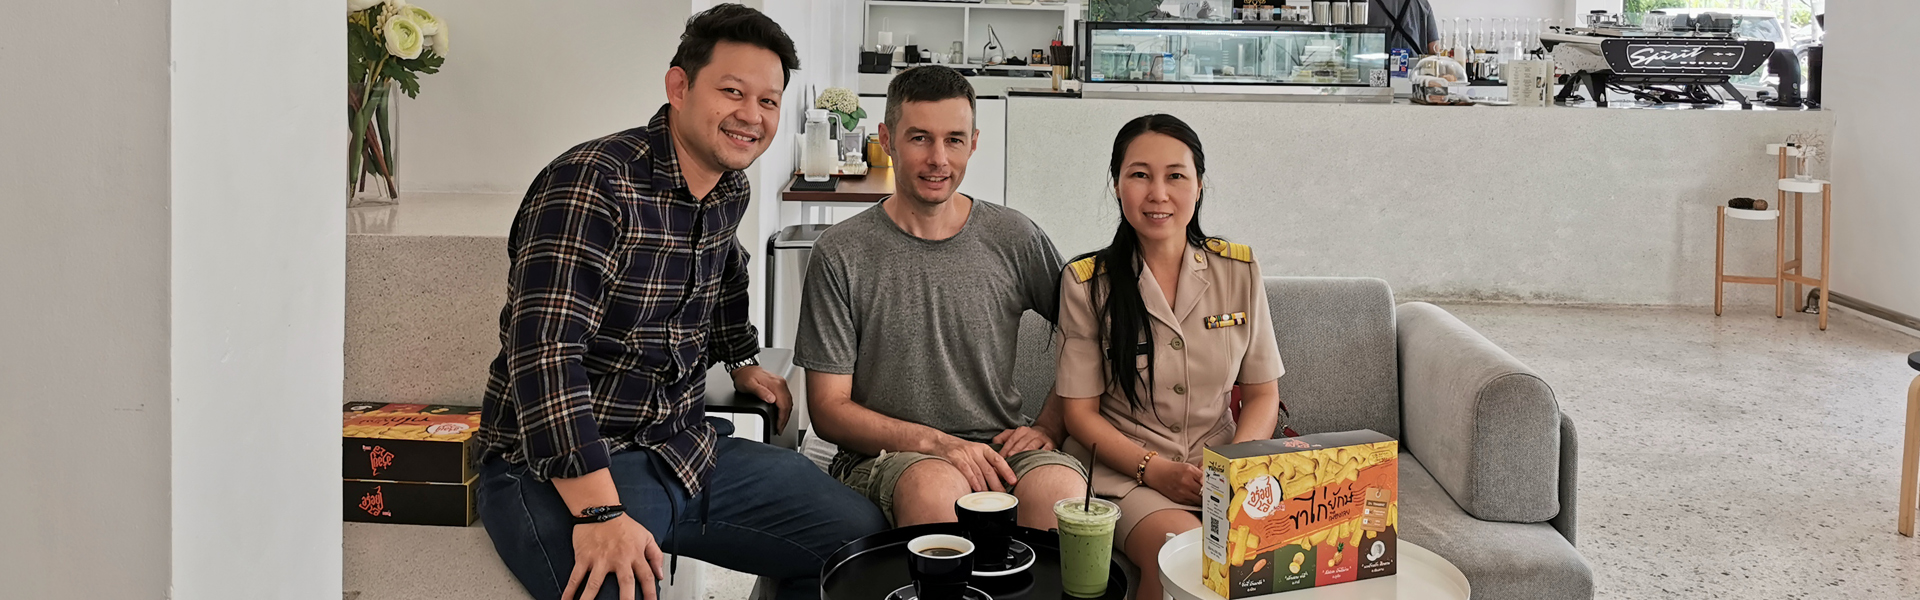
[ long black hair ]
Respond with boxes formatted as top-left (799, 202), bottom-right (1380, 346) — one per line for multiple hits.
top-left (1071, 114), bottom-right (1211, 416)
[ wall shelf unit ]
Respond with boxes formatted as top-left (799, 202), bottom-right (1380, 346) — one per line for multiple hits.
top-left (863, 1), bottom-right (1081, 67)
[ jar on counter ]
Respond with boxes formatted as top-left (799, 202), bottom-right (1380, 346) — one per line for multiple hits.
top-left (801, 110), bottom-right (836, 182)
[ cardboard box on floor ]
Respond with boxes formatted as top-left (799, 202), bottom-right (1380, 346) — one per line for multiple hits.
top-left (342, 402), bottom-right (482, 526)
top-left (1201, 430), bottom-right (1399, 597)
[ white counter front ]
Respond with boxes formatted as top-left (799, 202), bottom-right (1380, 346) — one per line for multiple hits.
top-left (1004, 99), bottom-right (1833, 306)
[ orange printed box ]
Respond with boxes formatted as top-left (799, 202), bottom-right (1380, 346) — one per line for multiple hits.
top-left (1201, 430), bottom-right (1399, 598)
top-left (342, 402), bottom-right (482, 484)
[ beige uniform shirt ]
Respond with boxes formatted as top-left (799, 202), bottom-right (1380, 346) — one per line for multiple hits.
top-left (1055, 241), bottom-right (1286, 500)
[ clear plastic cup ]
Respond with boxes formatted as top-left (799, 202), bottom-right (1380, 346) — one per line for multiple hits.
top-left (1053, 498), bottom-right (1121, 598)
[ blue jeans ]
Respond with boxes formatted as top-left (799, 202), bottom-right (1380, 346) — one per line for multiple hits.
top-left (478, 419), bottom-right (886, 600)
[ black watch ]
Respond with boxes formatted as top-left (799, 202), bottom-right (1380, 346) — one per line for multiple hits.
top-left (572, 505), bottom-right (626, 525)
top-left (724, 356), bottom-right (760, 373)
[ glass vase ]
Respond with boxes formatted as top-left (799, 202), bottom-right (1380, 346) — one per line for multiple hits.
top-left (349, 81), bottom-right (399, 206)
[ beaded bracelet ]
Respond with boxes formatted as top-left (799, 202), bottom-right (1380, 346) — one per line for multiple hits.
top-left (1135, 451), bottom-right (1160, 484)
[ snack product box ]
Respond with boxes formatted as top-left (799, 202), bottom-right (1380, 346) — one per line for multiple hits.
top-left (342, 402), bottom-right (483, 484)
top-left (1201, 430), bottom-right (1399, 597)
top-left (344, 477), bottom-right (478, 527)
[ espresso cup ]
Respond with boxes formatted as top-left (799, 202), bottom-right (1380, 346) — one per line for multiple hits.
top-left (955, 491), bottom-right (1019, 570)
top-left (906, 534), bottom-right (974, 600)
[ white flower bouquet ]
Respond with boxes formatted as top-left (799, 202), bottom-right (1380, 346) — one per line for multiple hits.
top-left (349, 0), bottom-right (450, 202)
top-left (815, 87), bottom-right (865, 132)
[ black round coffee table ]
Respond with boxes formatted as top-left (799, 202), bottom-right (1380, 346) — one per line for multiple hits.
top-left (822, 523), bottom-right (1128, 600)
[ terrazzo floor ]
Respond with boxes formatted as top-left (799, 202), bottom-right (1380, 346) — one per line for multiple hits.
top-left (704, 303), bottom-right (1920, 599)
top-left (1440, 303), bottom-right (1920, 599)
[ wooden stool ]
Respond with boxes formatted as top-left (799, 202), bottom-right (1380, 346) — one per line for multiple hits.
top-left (1713, 204), bottom-right (1784, 318)
top-left (1768, 144), bottom-right (1835, 330)
top-left (1901, 352), bottom-right (1920, 536)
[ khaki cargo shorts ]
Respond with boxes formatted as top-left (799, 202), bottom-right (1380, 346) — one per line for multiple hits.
top-left (829, 446), bottom-right (1088, 525)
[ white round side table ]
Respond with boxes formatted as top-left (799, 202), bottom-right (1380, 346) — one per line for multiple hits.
top-left (1156, 528), bottom-right (1469, 600)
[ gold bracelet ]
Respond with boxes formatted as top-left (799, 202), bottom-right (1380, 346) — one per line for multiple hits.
top-left (1136, 451), bottom-right (1159, 484)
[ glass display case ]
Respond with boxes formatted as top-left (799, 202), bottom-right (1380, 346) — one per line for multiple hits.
top-left (1081, 21), bottom-right (1391, 101)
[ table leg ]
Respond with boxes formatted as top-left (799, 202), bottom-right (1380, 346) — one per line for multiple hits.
top-left (1774, 205), bottom-right (1785, 318)
top-left (1819, 184), bottom-right (1832, 330)
top-left (1794, 191), bottom-right (1806, 312)
top-left (1778, 150), bottom-right (1791, 312)
top-left (1716, 207), bottom-right (1726, 316)
top-left (1900, 375), bottom-right (1920, 537)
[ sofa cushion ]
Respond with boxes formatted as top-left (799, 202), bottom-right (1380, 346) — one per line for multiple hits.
top-left (1263, 277), bottom-right (1401, 438)
top-left (1397, 453), bottom-right (1593, 600)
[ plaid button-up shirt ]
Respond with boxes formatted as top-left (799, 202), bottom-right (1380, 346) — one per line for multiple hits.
top-left (478, 105), bottom-right (759, 495)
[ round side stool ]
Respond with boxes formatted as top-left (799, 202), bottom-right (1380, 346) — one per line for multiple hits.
top-left (1777, 176), bottom-right (1834, 330)
top-left (1713, 205), bottom-right (1784, 318)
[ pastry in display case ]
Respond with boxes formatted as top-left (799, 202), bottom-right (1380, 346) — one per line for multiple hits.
top-left (1081, 21), bottom-right (1391, 101)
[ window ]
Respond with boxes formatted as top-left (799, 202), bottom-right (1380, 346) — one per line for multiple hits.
top-left (1622, 1), bottom-right (1822, 30)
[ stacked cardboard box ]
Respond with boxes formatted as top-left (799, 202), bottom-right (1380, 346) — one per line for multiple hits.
top-left (342, 402), bottom-right (483, 526)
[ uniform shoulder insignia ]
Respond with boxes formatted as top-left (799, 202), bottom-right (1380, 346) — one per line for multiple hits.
top-left (1204, 238), bottom-right (1254, 263)
top-left (1068, 257), bottom-right (1099, 283)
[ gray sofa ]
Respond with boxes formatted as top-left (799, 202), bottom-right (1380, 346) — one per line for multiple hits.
top-left (1007, 277), bottom-right (1593, 600)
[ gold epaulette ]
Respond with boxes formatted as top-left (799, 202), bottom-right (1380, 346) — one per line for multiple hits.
top-left (1068, 257), bottom-right (1099, 283)
top-left (1205, 238), bottom-right (1254, 263)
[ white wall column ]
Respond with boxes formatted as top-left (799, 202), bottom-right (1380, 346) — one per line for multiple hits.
top-left (0, 2), bottom-right (173, 595)
top-left (2, 1), bottom-right (343, 597)
top-left (168, 0), bottom-right (345, 597)
top-left (1826, 0), bottom-right (1920, 319)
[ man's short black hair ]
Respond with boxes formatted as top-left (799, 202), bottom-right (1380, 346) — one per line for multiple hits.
top-left (671, 3), bottom-right (800, 87)
top-left (885, 65), bottom-right (976, 134)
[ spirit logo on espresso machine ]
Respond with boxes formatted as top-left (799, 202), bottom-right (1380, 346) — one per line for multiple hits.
top-left (1601, 38), bottom-right (1772, 75)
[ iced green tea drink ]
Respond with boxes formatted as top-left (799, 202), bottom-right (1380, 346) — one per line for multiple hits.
top-left (1053, 497), bottom-right (1121, 598)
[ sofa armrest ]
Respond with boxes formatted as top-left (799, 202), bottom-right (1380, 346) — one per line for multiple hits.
top-left (1552, 413), bottom-right (1579, 545)
top-left (1397, 302), bottom-right (1561, 523)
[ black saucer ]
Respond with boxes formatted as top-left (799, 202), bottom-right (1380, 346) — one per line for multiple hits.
top-left (883, 584), bottom-right (990, 600)
top-left (972, 540), bottom-right (1036, 577)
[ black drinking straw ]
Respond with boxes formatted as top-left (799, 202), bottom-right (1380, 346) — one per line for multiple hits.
top-left (1084, 444), bottom-right (1097, 513)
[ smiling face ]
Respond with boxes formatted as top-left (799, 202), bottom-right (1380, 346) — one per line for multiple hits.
top-left (1115, 131), bottom-right (1202, 246)
top-left (879, 97), bottom-right (976, 206)
top-left (666, 40), bottom-right (786, 175)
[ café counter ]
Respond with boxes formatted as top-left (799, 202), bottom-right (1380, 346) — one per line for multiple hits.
top-left (1002, 95), bottom-right (1833, 306)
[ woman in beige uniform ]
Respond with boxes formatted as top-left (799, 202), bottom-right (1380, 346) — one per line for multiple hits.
top-left (1055, 114), bottom-right (1287, 600)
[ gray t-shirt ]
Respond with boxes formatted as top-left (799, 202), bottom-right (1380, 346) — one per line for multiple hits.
top-left (794, 198), bottom-right (1065, 444)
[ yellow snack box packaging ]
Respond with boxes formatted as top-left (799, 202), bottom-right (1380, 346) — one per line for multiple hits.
top-left (341, 402), bottom-right (483, 483)
top-left (1201, 430), bottom-right (1399, 597)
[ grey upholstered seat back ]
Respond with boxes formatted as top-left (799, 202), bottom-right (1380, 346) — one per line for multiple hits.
top-left (1011, 278), bottom-right (1400, 439)
top-left (1014, 311), bottom-right (1057, 420)
top-left (1263, 277), bottom-right (1401, 439)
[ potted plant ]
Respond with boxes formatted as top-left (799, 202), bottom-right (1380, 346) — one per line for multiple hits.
top-left (349, 0), bottom-right (449, 205)
top-left (815, 87), bottom-right (866, 162)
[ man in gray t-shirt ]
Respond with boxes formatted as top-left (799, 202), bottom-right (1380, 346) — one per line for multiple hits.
top-left (795, 65), bottom-right (1088, 530)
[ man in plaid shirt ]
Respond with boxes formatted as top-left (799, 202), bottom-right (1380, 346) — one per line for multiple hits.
top-left (473, 6), bottom-right (884, 600)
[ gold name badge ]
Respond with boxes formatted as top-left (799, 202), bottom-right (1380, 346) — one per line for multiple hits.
top-left (1204, 312), bottom-right (1247, 329)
